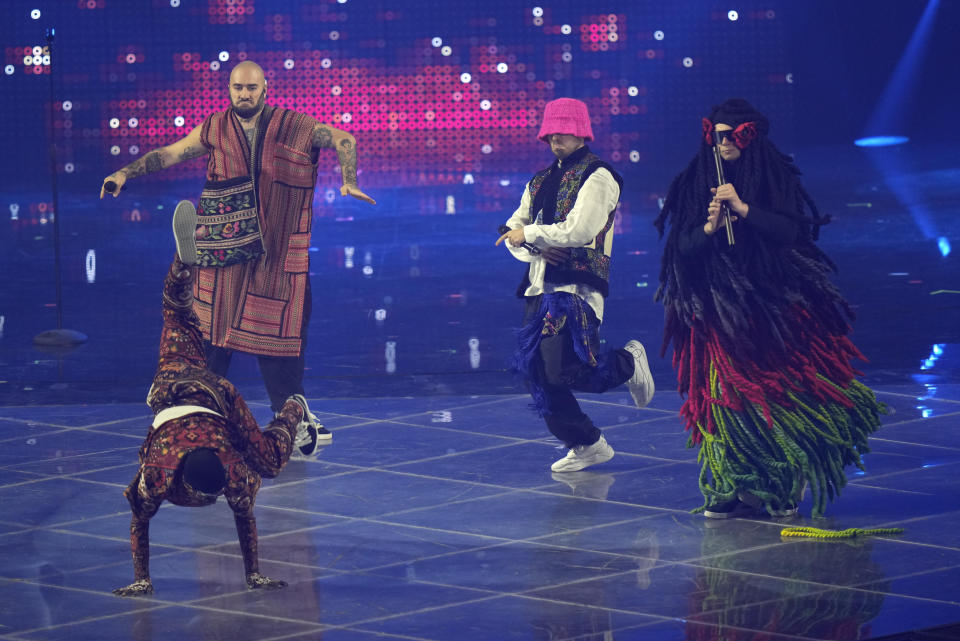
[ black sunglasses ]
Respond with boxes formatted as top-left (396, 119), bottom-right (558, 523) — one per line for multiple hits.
top-left (713, 128), bottom-right (735, 144)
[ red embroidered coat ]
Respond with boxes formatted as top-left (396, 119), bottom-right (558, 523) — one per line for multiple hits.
top-left (194, 105), bottom-right (319, 357)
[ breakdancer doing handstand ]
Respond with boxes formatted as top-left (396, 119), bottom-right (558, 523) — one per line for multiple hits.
top-left (114, 204), bottom-right (320, 597)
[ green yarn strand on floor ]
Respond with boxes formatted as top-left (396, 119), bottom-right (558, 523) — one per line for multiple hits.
top-left (781, 526), bottom-right (904, 539)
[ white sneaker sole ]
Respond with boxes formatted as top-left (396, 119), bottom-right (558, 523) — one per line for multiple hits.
top-left (172, 200), bottom-right (198, 266)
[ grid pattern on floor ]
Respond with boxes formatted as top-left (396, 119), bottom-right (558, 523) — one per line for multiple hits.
top-left (1, 386), bottom-right (960, 641)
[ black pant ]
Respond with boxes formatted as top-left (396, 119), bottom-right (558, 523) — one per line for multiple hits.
top-left (206, 281), bottom-right (312, 413)
top-left (523, 295), bottom-right (634, 449)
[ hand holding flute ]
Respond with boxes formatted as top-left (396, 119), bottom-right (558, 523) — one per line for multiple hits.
top-left (711, 145), bottom-right (736, 245)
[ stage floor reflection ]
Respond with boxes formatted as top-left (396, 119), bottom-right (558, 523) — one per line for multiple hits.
top-left (1, 386), bottom-right (960, 640)
top-left (1, 140), bottom-right (959, 639)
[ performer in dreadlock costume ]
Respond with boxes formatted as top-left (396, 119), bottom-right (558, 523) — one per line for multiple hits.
top-left (653, 99), bottom-right (885, 519)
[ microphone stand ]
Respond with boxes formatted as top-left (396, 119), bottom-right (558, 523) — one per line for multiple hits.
top-left (34, 27), bottom-right (88, 347)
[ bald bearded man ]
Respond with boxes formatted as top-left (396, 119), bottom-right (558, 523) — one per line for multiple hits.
top-left (101, 61), bottom-right (375, 436)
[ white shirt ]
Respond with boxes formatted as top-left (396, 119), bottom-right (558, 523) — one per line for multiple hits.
top-left (503, 165), bottom-right (620, 321)
top-left (151, 405), bottom-right (223, 429)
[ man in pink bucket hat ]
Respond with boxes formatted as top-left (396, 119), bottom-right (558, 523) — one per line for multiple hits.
top-left (497, 98), bottom-right (655, 474)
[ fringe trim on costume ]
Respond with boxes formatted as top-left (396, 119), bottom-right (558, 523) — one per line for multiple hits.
top-left (514, 293), bottom-right (598, 417)
top-left (688, 342), bottom-right (885, 517)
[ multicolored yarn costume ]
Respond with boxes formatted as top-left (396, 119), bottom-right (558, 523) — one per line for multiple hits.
top-left (654, 99), bottom-right (885, 517)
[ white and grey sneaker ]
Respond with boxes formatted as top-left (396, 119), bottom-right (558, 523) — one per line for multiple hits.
top-left (550, 435), bottom-right (615, 473)
top-left (172, 200), bottom-right (198, 266)
top-left (623, 340), bottom-right (655, 408)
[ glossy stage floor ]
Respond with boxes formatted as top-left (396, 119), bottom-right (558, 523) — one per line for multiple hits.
top-left (1, 141), bottom-right (959, 640)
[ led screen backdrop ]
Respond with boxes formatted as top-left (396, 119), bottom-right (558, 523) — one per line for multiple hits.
top-left (3, 0), bottom-right (956, 404)
top-left (5, 0), bottom-right (796, 226)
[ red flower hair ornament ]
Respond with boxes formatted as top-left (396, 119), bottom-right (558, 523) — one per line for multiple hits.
top-left (702, 118), bottom-right (759, 149)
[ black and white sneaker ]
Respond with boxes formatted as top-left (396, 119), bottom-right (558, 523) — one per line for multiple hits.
top-left (703, 498), bottom-right (759, 520)
top-left (314, 422), bottom-right (332, 443)
top-left (739, 482), bottom-right (804, 518)
top-left (770, 504), bottom-right (799, 518)
top-left (299, 396), bottom-right (331, 444)
top-left (294, 420), bottom-right (319, 456)
top-left (172, 200), bottom-right (198, 266)
top-left (288, 394), bottom-right (320, 456)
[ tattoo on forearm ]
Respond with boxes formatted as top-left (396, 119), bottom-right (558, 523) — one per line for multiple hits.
top-left (145, 152), bottom-right (163, 173)
top-left (178, 145), bottom-right (204, 162)
top-left (312, 125), bottom-right (334, 149)
top-left (337, 138), bottom-right (357, 185)
top-left (121, 151), bottom-right (164, 179)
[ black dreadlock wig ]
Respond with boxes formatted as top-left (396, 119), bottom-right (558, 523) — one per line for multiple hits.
top-left (654, 98), bottom-right (828, 241)
top-left (653, 99), bottom-right (848, 365)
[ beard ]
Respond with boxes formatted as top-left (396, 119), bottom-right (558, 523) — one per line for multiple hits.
top-left (232, 91), bottom-right (265, 119)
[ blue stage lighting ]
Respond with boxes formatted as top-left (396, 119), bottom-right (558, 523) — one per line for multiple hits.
top-left (937, 236), bottom-right (951, 257)
top-left (861, 0), bottom-right (939, 137)
top-left (854, 136), bottom-right (909, 147)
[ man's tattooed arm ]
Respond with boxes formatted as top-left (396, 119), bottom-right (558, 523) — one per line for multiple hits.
top-left (117, 144), bottom-right (206, 179)
top-left (311, 123), bottom-right (373, 204)
top-left (312, 123), bottom-right (358, 185)
top-left (116, 150), bottom-right (164, 179)
top-left (337, 137), bottom-right (358, 186)
top-left (101, 124), bottom-right (207, 198)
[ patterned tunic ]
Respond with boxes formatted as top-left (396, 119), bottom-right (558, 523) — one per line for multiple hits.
top-left (194, 105), bottom-right (320, 357)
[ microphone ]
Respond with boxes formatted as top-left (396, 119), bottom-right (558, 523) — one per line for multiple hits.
top-left (104, 180), bottom-right (124, 194)
top-left (498, 224), bottom-right (540, 255)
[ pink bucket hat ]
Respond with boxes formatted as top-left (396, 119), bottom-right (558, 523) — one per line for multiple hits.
top-left (537, 98), bottom-right (594, 142)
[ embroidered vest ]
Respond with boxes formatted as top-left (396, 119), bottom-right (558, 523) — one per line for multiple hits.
top-left (527, 150), bottom-right (623, 297)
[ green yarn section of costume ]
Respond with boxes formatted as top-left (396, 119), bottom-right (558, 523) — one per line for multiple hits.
top-left (691, 364), bottom-right (885, 518)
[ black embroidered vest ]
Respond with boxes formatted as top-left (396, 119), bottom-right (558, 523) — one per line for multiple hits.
top-left (525, 147), bottom-right (623, 297)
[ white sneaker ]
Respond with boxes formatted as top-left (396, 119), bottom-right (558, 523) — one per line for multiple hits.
top-left (623, 340), bottom-right (655, 408)
top-left (550, 435), bottom-right (615, 473)
top-left (172, 200), bottom-right (198, 266)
